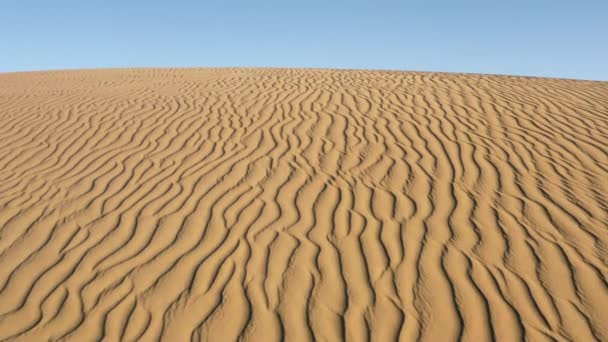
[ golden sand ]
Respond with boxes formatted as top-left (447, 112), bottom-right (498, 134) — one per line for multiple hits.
top-left (0, 68), bottom-right (606, 341)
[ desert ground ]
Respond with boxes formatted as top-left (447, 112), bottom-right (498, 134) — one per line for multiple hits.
top-left (0, 68), bottom-right (606, 341)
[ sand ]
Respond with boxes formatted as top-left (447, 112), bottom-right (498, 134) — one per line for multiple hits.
top-left (0, 68), bottom-right (606, 341)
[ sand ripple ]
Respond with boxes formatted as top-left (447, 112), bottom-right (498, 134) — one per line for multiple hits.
top-left (0, 68), bottom-right (607, 341)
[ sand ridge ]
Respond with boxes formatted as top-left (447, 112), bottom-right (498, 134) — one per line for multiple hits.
top-left (0, 68), bottom-right (607, 341)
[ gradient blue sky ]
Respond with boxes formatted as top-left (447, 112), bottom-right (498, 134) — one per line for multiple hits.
top-left (1, 0), bottom-right (607, 80)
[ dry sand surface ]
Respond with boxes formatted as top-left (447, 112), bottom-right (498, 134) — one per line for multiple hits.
top-left (0, 68), bottom-right (607, 341)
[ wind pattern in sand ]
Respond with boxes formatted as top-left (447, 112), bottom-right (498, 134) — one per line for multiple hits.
top-left (0, 69), bottom-right (607, 341)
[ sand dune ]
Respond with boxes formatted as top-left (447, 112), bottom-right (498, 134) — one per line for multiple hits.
top-left (0, 68), bottom-right (607, 341)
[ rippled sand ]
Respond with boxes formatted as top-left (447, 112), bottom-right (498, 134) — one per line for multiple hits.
top-left (0, 68), bottom-right (607, 341)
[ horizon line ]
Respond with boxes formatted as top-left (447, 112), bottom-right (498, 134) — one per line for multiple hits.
top-left (1, 65), bottom-right (606, 83)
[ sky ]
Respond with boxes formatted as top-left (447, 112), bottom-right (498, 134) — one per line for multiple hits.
top-left (1, 0), bottom-right (607, 80)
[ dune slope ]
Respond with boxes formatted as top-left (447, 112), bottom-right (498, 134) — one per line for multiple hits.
top-left (0, 68), bottom-right (607, 341)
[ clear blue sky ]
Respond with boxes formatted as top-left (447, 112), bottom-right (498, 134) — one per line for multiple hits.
top-left (1, 0), bottom-right (607, 80)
